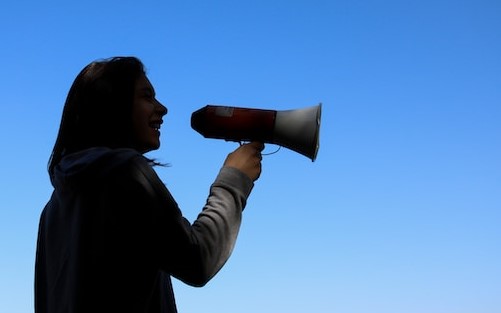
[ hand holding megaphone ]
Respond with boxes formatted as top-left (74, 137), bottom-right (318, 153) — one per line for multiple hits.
top-left (191, 104), bottom-right (322, 161)
top-left (223, 141), bottom-right (265, 181)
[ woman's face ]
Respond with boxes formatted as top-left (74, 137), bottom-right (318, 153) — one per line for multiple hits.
top-left (132, 74), bottom-right (168, 153)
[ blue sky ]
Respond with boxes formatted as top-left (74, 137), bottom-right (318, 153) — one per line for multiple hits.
top-left (1, 0), bottom-right (500, 312)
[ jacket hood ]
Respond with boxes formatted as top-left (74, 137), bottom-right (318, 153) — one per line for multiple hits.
top-left (51, 147), bottom-right (141, 188)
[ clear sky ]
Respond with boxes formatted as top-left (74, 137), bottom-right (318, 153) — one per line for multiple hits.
top-left (1, 0), bottom-right (500, 312)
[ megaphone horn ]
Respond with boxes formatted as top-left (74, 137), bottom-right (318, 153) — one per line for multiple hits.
top-left (190, 103), bottom-right (322, 161)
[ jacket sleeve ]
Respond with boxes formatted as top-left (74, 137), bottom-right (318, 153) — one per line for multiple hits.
top-left (121, 156), bottom-right (254, 287)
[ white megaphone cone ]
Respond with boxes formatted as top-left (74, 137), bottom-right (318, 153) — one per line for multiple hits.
top-left (273, 104), bottom-right (322, 161)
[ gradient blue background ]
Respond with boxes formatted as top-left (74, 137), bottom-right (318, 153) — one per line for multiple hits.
top-left (1, 1), bottom-right (500, 312)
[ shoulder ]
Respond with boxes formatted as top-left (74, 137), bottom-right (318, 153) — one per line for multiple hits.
top-left (96, 151), bottom-right (178, 224)
top-left (105, 149), bottom-right (170, 201)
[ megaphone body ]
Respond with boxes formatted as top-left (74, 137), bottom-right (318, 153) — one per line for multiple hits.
top-left (191, 103), bottom-right (322, 161)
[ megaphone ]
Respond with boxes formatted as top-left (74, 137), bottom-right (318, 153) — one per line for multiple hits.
top-left (191, 103), bottom-right (322, 161)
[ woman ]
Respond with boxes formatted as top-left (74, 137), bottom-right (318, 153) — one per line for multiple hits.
top-left (35, 56), bottom-right (264, 313)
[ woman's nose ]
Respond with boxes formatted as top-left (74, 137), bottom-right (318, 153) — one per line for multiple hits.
top-left (156, 100), bottom-right (168, 116)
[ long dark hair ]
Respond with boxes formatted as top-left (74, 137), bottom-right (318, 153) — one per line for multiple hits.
top-left (48, 56), bottom-right (146, 177)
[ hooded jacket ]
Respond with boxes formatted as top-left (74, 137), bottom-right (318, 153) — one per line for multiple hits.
top-left (35, 147), bottom-right (254, 313)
